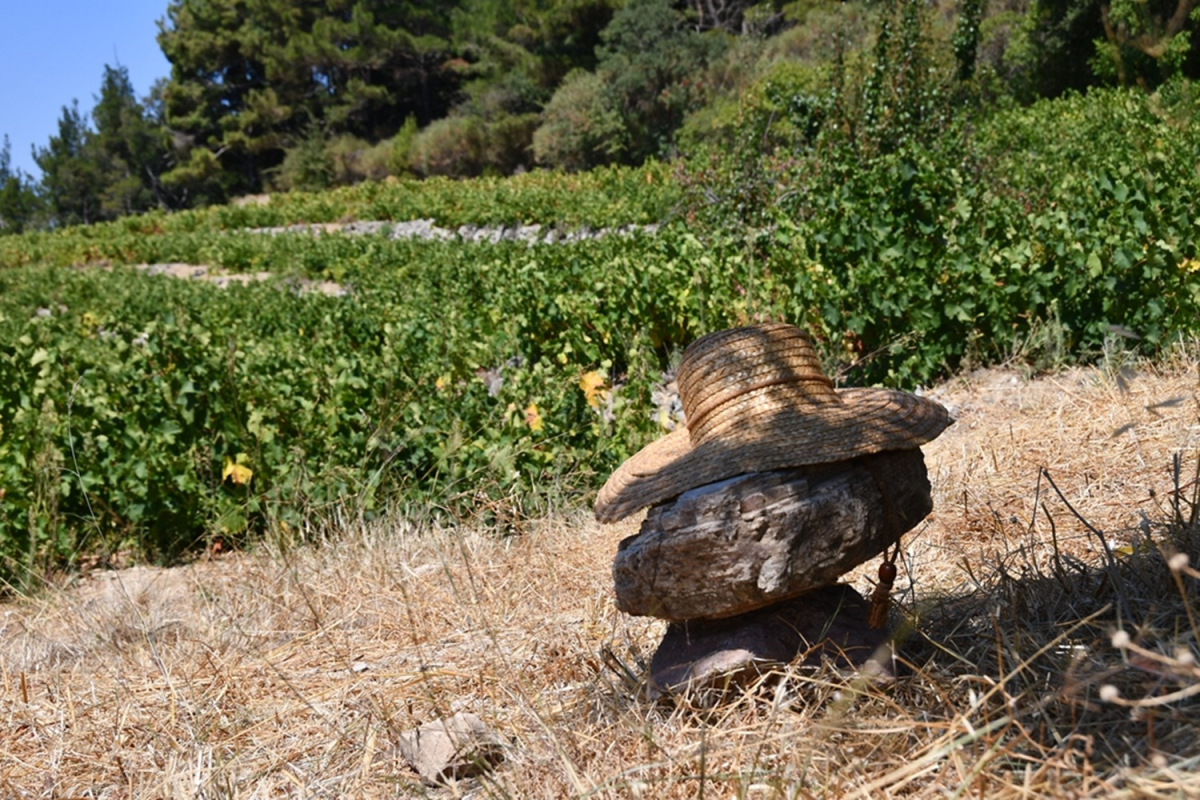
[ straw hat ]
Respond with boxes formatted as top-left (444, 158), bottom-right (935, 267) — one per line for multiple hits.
top-left (594, 323), bottom-right (952, 523)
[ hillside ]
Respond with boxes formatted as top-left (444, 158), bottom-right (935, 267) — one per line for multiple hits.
top-left (6, 0), bottom-right (1200, 232)
top-left (3, 358), bottom-right (1198, 796)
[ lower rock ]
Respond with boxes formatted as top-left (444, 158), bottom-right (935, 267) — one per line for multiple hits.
top-left (649, 584), bottom-right (892, 697)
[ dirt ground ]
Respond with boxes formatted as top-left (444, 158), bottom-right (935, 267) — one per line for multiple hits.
top-left (2, 357), bottom-right (1198, 797)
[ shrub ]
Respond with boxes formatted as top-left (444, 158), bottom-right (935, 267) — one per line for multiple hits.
top-left (532, 69), bottom-right (629, 170)
top-left (596, 0), bottom-right (727, 161)
top-left (479, 113), bottom-right (539, 175)
top-left (274, 128), bottom-right (334, 192)
top-left (326, 135), bottom-right (393, 185)
top-left (410, 116), bottom-right (486, 177)
top-left (387, 117), bottom-right (419, 177)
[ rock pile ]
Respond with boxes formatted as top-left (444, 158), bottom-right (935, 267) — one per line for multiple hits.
top-left (248, 218), bottom-right (659, 244)
top-left (594, 324), bottom-right (952, 696)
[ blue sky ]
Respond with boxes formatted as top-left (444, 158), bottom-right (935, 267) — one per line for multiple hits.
top-left (0, 1), bottom-right (172, 179)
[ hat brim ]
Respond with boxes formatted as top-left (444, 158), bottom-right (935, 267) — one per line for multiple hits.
top-left (594, 387), bottom-right (952, 523)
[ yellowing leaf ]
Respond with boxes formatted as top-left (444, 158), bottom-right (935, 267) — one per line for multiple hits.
top-left (222, 456), bottom-right (254, 486)
top-left (524, 403), bottom-right (543, 432)
top-left (578, 371), bottom-right (608, 409)
top-left (435, 374), bottom-right (450, 390)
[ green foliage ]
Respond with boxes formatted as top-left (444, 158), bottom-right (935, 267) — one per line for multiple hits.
top-left (90, 66), bottom-right (174, 217)
top-left (4, 80), bottom-right (1199, 581)
top-left (327, 134), bottom-right (395, 185)
top-left (5, 5), bottom-right (1200, 589)
top-left (157, 0), bottom-right (460, 196)
top-left (992, 0), bottom-right (1108, 100)
top-left (0, 226), bottom-right (741, 585)
top-left (0, 164), bottom-right (678, 267)
top-left (952, 0), bottom-right (985, 81)
top-left (0, 137), bottom-right (40, 235)
top-left (532, 69), bottom-right (629, 170)
top-left (683, 55), bottom-right (1200, 383)
top-left (596, 0), bottom-right (727, 160)
top-left (387, 117), bottom-right (420, 176)
top-left (274, 126), bottom-right (336, 192)
top-left (34, 102), bottom-right (105, 226)
top-left (153, 0), bottom-right (622, 192)
top-left (409, 116), bottom-right (487, 177)
top-left (17, 0), bottom-right (1197, 224)
top-left (533, 0), bottom-right (726, 168)
top-left (855, 0), bottom-right (953, 158)
top-left (30, 66), bottom-right (174, 227)
top-left (1090, 0), bottom-right (1199, 87)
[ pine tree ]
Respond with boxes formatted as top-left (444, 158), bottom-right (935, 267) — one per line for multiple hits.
top-left (0, 135), bottom-right (40, 233)
top-left (34, 102), bottom-right (103, 226)
top-left (157, 0), bottom-right (460, 194)
top-left (91, 64), bottom-right (172, 217)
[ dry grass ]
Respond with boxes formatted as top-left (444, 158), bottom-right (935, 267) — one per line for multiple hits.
top-left (2, 352), bottom-right (1199, 798)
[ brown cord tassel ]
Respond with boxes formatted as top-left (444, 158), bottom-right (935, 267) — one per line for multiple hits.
top-left (868, 559), bottom-right (897, 629)
top-left (864, 458), bottom-right (904, 629)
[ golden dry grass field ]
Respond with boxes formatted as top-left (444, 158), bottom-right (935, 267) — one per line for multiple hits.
top-left (3, 354), bottom-right (1199, 798)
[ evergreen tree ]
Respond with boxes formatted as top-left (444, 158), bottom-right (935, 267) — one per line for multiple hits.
top-left (157, 0), bottom-right (460, 194)
top-left (34, 102), bottom-right (104, 226)
top-left (597, 0), bottom-right (724, 161)
top-left (0, 135), bottom-right (40, 233)
top-left (534, 0), bottom-right (724, 168)
top-left (91, 65), bottom-right (173, 217)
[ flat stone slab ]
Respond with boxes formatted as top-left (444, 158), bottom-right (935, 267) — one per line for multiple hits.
top-left (649, 584), bottom-right (893, 697)
top-left (614, 450), bottom-right (931, 621)
top-left (397, 712), bottom-right (505, 786)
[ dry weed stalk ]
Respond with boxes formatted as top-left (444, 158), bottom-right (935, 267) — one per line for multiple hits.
top-left (0, 358), bottom-right (1199, 797)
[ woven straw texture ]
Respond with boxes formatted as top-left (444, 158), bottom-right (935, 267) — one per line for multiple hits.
top-left (594, 324), bottom-right (952, 523)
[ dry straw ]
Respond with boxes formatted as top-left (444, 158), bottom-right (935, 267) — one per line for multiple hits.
top-left (1, 349), bottom-right (1199, 796)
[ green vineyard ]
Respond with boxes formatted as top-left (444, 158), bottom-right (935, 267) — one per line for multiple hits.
top-left (2, 85), bottom-right (1199, 586)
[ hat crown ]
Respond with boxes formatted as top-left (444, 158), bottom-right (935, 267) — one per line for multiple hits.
top-left (677, 324), bottom-right (838, 443)
top-left (594, 322), bottom-right (952, 523)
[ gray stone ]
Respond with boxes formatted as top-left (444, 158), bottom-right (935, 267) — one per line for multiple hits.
top-left (612, 450), bottom-right (931, 621)
top-left (341, 220), bottom-right (388, 236)
top-left (397, 712), bottom-right (505, 786)
top-left (515, 224), bottom-right (542, 242)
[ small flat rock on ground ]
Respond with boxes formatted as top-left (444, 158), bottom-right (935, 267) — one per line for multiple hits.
top-left (397, 712), bottom-right (506, 786)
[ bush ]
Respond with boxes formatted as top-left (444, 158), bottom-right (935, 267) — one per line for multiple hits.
top-left (387, 117), bottom-right (419, 177)
top-left (410, 116), bottom-right (487, 177)
top-left (327, 135), bottom-right (393, 185)
top-left (681, 75), bottom-right (1200, 384)
top-left (480, 113), bottom-right (540, 174)
top-left (596, 0), bottom-right (727, 161)
top-left (274, 129), bottom-right (334, 192)
top-left (533, 69), bottom-right (628, 170)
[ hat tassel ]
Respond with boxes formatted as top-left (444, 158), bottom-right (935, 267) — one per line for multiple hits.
top-left (868, 543), bottom-right (900, 629)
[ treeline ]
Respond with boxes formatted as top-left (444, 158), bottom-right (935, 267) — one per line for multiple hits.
top-left (2, 0), bottom-right (1198, 233)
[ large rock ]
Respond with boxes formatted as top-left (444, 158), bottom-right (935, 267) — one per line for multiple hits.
top-left (649, 584), bottom-right (893, 697)
top-left (613, 450), bottom-right (931, 621)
